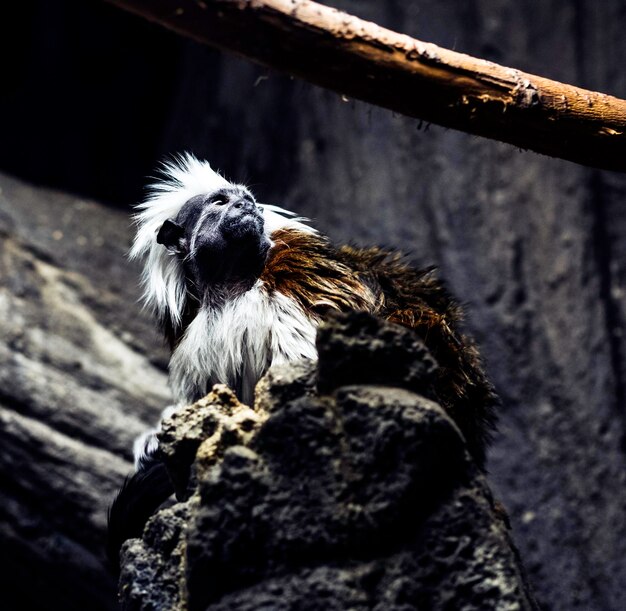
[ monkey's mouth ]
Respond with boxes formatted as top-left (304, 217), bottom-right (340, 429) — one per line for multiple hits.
top-left (221, 212), bottom-right (264, 240)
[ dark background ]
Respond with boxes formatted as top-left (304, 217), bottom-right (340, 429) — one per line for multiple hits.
top-left (2, 1), bottom-right (626, 609)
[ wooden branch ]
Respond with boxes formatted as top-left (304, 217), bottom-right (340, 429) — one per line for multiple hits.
top-left (106, 0), bottom-right (626, 172)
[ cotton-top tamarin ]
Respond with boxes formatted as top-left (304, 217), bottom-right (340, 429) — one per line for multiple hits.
top-left (107, 154), bottom-right (496, 570)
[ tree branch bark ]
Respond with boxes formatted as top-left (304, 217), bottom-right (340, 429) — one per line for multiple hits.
top-left (106, 0), bottom-right (626, 172)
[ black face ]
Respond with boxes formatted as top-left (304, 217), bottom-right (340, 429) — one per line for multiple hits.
top-left (157, 187), bottom-right (271, 293)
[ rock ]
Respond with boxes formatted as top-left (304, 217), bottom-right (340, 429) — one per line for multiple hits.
top-left (7, 3), bottom-right (626, 607)
top-left (0, 172), bottom-right (171, 611)
top-left (120, 313), bottom-right (537, 610)
top-left (159, 385), bottom-right (266, 499)
top-left (316, 310), bottom-right (438, 395)
top-left (120, 502), bottom-right (191, 611)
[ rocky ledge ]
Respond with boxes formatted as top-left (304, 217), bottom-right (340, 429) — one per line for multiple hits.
top-left (119, 312), bottom-right (538, 610)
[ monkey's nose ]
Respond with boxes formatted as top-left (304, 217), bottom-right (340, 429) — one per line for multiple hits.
top-left (233, 199), bottom-right (256, 212)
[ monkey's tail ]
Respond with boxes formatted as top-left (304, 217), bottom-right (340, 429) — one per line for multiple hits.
top-left (106, 455), bottom-right (174, 574)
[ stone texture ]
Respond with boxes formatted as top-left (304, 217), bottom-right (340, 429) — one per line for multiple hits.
top-left (120, 314), bottom-right (537, 611)
top-left (0, 172), bottom-right (170, 610)
top-left (159, 385), bottom-right (265, 499)
top-left (120, 502), bottom-right (191, 611)
top-left (5, 2), bottom-right (626, 609)
top-left (316, 310), bottom-right (438, 395)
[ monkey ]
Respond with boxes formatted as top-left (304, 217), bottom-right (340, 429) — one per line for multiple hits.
top-left (107, 154), bottom-right (496, 570)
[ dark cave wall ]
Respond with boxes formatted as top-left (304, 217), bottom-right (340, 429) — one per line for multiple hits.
top-left (2, 1), bottom-right (626, 610)
top-left (0, 1), bottom-right (184, 205)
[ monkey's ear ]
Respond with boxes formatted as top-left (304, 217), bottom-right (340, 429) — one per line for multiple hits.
top-left (157, 220), bottom-right (187, 254)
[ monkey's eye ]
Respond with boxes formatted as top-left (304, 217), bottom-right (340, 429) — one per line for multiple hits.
top-left (211, 196), bottom-right (227, 205)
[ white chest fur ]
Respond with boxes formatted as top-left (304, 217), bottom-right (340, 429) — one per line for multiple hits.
top-left (169, 282), bottom-right (319, 406)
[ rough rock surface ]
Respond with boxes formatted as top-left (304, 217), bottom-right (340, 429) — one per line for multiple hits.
top-left (7, 3), bottom-right (626, 609)
top-left (0, 172), bottom-right (170, 610)
top-left (120, 313), bottom-right (537, 611)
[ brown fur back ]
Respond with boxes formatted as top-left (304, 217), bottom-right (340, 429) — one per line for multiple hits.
top-left (263, 231), bottom-right (497, 466)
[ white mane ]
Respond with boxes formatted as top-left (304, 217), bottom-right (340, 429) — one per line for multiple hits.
top-left (129, 153), bottom-right (315, 326)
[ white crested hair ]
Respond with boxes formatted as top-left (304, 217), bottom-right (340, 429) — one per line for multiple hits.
top-left (130, 153), bottom-right (315, 325)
